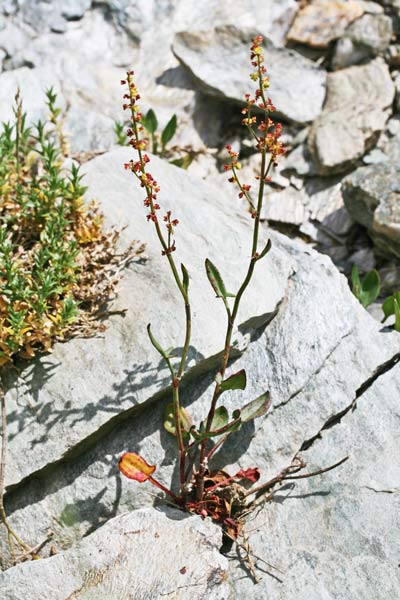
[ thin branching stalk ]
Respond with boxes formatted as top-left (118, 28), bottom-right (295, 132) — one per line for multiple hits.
top-left (126, 72), bottom-right (192, 490)
top-left (195, 47), bottom-right (276, 500)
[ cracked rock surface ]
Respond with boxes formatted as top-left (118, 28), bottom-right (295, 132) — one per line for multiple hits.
top-left (0, 1), bottom-right (400, 598)
top-left (0, 507), bottom-right (230, 600)
top-left (1, 155), bottom-right (399, 598)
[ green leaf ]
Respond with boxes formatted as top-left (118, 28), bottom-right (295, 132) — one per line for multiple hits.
top-left (161, 114), bottom-right (177, 147)
top-left (351, 265), bottom-right (381, 308)
top-left (382, 295), bottom-right (395, 322)
top-left (240, 391), bottom-right (271, 423)
top-left (205, 258), bottom-right (233, 299)
top-left (210, 406), bottom-right (229, 431)
top-left (147, 324), bottom-right (174, 364)
top-left (181, 263), bottom-right (189, 293)
top-left (142, 109), bottom-right (158, 134)
top-left (220, 369), bottom-right (247, 392)
top-left (170, 154), bottom-right (193, 170)
top-left (382, 291), bottom-right (400, 322)
top-left (163, 403), bottom-right (192, 438)
top-left (361, 269), bottom-right (381, 307)
top-left (394, 297), bottom-right (400, 332)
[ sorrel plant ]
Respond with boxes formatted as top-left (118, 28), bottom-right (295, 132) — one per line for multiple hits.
top-left (119, 36), bottom-right (347, 542)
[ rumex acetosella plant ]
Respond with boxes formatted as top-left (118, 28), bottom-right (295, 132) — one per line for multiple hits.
top-left (0, 90), bottom-right (144, 564)
top-left (119, 36), bottom-right (347, 558)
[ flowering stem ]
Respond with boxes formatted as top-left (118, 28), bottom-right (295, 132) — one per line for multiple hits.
top-left (195, 39), bottom-right (280, 501)
top-left (196, 154), bottom-right (272, 500)
top-left (126, 72), bottom-right (191, 487)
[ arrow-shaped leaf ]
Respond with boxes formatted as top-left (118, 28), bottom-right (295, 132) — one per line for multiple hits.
top-left (220, 369), bottom-right (247, 392)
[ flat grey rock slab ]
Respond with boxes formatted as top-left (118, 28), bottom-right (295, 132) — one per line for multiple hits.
top-left (3, 148), bottom-right (292, 488)
top-left (173, 25), bottom-right (327, 125)
top-left (342, 162), bottom-right (400, 258)
top-left (3, 227), bottom-right (400, 579)
top-left (0, 507), bottom-right (229, 599)
top-left (308, 58), bottom-right (394, 174)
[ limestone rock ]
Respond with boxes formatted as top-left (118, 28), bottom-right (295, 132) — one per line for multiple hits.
top-left (308, 58), bottom-right (394, 174)
top-left (0, 66), bottom-right (65, 124)
top-left (332, 13), bottom-right (393, 69)
top-left (287, 0), bottom-right (364, 48)
top-left (173, 26), bottom-right (327, 125)
top-left (105, 0), bottom-right (298, 48)
top-left (261, 187), bottom-right (309, 225)
top-left (342, 162), bottom-right (400, 258)
top-left (230, 362), bottom-right (400, 600)
top-left (0, 508), bottom-right (229, 600)
top-left (3, 228), bottom-right (399, 595)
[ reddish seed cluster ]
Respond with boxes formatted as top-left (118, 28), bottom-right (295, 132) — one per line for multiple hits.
top-left (225, 35), bottom-right (286, 210)
top-left (121, 71), bottom-right (179, 251)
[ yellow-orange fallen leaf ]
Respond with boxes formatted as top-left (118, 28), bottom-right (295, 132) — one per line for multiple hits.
top-left (119, 452), bottom-right (156, 482)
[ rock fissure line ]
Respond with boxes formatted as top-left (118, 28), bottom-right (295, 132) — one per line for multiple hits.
top-left (273, 328), bottom-right (355, 411)
top-left (300, 351), bottom-right (400, 452)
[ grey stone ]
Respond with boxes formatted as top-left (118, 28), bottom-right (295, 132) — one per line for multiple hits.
top-left (3, 148), bottom-right (292, 489)
top-left (0, 508), bottom-right (229, 599)
top-left (230, 362), bottom-right (400, 599)
top-left (349, 247), bottom-right (376, 272)
top-left (0, 66), bottom-right (65, 124)
top-left (332, 13), bottom-right (393, 69)
top-left (173, 26), bottom-right (327, 125)
top-left (358, 0), bottom-right (385, 13)
top-left (101, 0), bottom-right (298, 48)
top-left (0, 0), bottom-right (18, 17)
top-left (261, 187), bottom-right (309, 225)
top-left (287, 0), bottom-right (365, 48)
top-left (0, 22), bottom-right (33, 61)
top-left (306, 177), bottom-right (354, 237)
top-left (308, 59), bottom-right (395, 174)
top-left (281, 142), bottom-right (318, 177)
top-left (342, 162), bottom-right (400, 258)
top-left (363, 147), bottom-right (390, 164)
top-left (172, 0), bottom-right (298, 47)
top-left (61, 0), bottom-right (92, 21)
